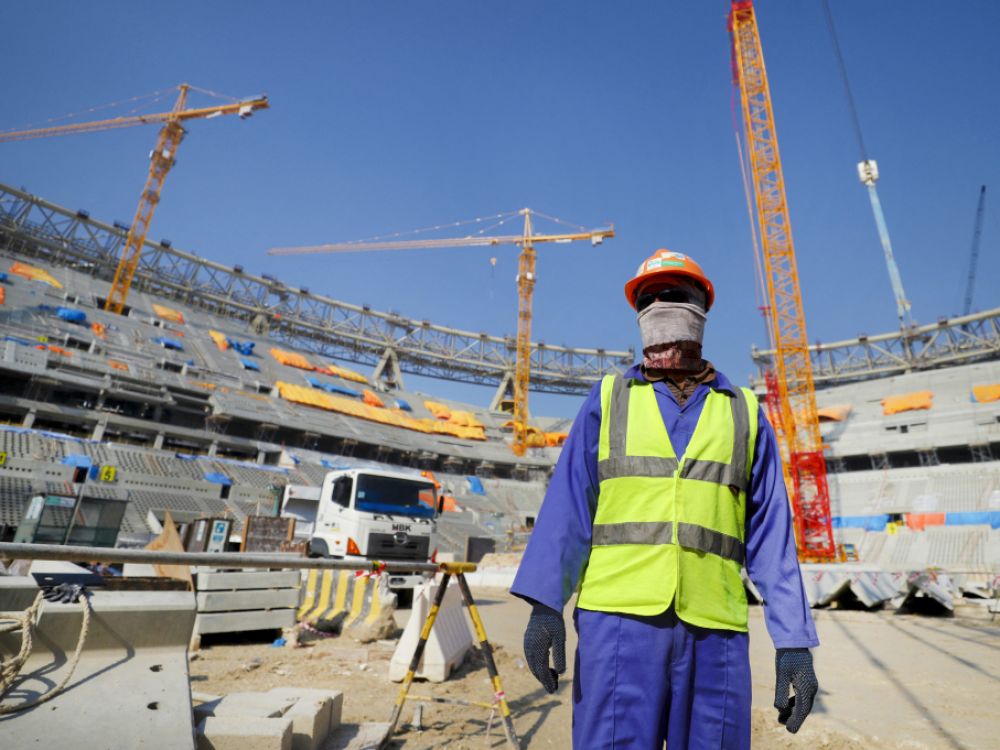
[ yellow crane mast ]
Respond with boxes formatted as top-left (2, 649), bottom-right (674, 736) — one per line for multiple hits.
top-left (269, 209), bottom-right (614, 456)
top-left (0, 84), bottom-right (269, 314)
top-left (729, 0), bottom-right (836, 560)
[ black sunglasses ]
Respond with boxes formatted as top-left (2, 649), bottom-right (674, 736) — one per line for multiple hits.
top-left (635, 288), bottom-right (697, 312)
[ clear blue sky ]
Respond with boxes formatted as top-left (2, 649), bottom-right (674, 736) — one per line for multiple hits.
top-left (4, 2), bottom-right (998, 418)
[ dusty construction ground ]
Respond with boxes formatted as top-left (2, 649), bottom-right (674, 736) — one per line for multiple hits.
top-left (191, 588), bottom-right (1000, 749)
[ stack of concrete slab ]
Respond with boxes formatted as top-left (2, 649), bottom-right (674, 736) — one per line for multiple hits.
top-left (195, 687), bottom-right (388, 750)
top-left (193, 567), bottom-right (299, 645)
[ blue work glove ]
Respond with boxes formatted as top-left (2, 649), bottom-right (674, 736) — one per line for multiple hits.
top-left (774, 648), bottom-right (818, 733)
top-left (523, 602), bottom-right (566, 694)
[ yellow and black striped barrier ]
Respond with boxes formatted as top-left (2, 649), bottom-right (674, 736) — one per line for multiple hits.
top-left (297, 569), bottom-right (384, 632)
top-left (385, 561), bottom-right (519, 749)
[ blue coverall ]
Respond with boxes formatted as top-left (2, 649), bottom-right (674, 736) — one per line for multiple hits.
top-left (511, 364), bottom-right (818, 749)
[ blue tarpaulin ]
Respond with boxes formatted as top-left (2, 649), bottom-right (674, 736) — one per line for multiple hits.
top-left (60, 454), bottom-right (93, 468)
top-left (395, 398), bottom-right (412, 411)
top-left (56, 307), bottom-right (87, 324)
top-left (306, 376), bottom-right (359, 398)
top-left (831, 515), bottom-right (890, 531)
top-left (227, 339), bottom-right (255, 356)
top-left (4, 336), bottom-right (33, 346)
top-left (152, 336), bottom-right (184, 351)
top-left (945, 512), bottom-right (1000, 528)
top-left (240, 358), bottom-right (260, 371)
top-left (326, 384), bottom-right (360, 398)
top-left (203, 472), bottom-right (233, 486)
top-left (321, 459), bottom-right (352, 471)
top-left (466, 476), bottom-right (486, 495)
top-left (0, 272), bottom-right (7, 282)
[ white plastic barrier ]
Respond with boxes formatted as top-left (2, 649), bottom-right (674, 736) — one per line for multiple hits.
top-left (389, 580), bottom-right (473, 683)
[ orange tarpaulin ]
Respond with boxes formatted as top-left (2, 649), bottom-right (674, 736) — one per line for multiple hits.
top-left (276, 381), bottom-right (486, 441)
top-left (9, 262), bottom-right (62, 289)
top-left (905, 513), bottom-right (946, 531)
top-left (424, 400), bottom-right (451, 420)
top-left (209, 330), bottom-right (229, 351)
top-left (0, 287), bottom-right (4, 305)
top-left (325, 363), bottom-right (368, 384)
top-left (449, 410), bottom-right (484, 429)
top-left (972, 384), bottom-right (1000, 404)
top-left (545, 432), bottom-right (569, 447)
top-left (362, 390), bottom-right (385, 408)
top-left (90, 322), bottom-right (106, 339)
top-left (152, 303), bottom-right (185, 325)
top-left (817, 404), bottom-right (852, 422)
top-left (881, 391), bottom-right (933, 416)
top-left (108, 359), bottom-right (129, 371)
top-left (271, 348), bottom-right (314, 370)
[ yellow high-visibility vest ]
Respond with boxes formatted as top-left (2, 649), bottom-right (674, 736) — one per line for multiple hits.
top-left (577, 374), bottom-right (759, 631)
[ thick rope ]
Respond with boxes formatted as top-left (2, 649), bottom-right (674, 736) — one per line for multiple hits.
top-left (0, 590), bottom-right (92, 714)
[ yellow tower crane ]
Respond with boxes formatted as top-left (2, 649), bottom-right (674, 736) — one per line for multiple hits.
top-left (0, 84), bottom-right (269, 314)
top-left (729, 0), bottom-right (836, 560)
top-left (269, 209), bottom-right (614, 456)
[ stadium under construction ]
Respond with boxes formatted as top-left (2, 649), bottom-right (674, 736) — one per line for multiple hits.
top-left (0, 179), bottom-right (998, 581)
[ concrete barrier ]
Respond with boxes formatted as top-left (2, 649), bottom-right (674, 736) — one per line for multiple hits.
top-left (0, 565), bottom-right (197, 749)
top-left (297, 570), bottom-right (387, 633)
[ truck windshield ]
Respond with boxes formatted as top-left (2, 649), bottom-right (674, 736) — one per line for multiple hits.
top-left (354, 474), bottom-right (437, 518)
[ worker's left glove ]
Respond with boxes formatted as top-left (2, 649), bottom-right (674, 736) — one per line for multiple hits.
top-left (774, 648), bottom-right (818, 733)
top-left (523, 603), bottom-right (566, 694)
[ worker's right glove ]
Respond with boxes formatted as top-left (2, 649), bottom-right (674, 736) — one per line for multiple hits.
top-left (523, 602), bottom-right (566, 694)
top-left (774, 648), bottom-right (818, 733)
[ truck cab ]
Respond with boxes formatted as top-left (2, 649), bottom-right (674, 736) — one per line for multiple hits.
top-left (309, 468), bottom-right (440, 592)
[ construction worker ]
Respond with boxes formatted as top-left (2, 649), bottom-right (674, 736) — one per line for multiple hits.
top-left (512, 249), bottom-right (819, 749)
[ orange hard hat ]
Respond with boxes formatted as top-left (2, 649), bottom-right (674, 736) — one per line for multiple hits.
top-left (624, 249), bottom-right (715, 311)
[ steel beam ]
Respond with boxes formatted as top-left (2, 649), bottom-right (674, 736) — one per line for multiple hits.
top-left (753, 308), bottom-right (1000, 387)
top-left (0, 182), bottom-right (632, 394)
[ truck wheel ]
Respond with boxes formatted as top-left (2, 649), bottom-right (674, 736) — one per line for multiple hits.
top-left (308, 539), bottom-right (329, 558)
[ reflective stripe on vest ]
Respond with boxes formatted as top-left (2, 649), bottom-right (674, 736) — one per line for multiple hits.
top-left (578, 374), bottom-right (759, 630)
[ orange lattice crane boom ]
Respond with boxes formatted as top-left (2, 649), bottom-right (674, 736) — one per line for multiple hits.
top-left (269, 209), bottom-right (614, 456)
top-left (1, 84), bottom-right (269, 314)
top-left (728, 1), bottom-right (836, 560)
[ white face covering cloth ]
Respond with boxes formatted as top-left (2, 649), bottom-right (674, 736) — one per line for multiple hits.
top-left (637, 300), bottom-right (707, 352)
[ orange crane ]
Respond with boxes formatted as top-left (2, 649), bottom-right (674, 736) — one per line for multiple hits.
top-left (269, 209), bottom-right (614, 456)
top-left (729, 1), bottom-right (836, 560)
top-left (0, 84), bottom-right (269, 314)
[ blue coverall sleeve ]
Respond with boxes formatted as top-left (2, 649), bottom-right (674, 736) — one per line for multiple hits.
top-left (744, 408), bottom-right (820, 649)
top-left (509, 383), bottom-right (601, 613)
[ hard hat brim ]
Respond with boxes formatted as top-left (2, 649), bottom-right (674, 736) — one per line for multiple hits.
top-left (624, 269), bottom-right (715, 311)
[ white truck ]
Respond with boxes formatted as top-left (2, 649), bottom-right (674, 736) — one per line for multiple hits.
top-left (305, 468), bottom-right (441, 597)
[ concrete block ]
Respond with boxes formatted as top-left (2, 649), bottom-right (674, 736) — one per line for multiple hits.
top-left (195, 608), bottom-right (296, 634)
top-left (211, 692), bottom-right (296, 718)
top-left (197, 588), bottom-right (300, 612)
top-left (323, 723), bottom-right (390, 750)
top-left (196, 570), bottom-right (300, 591)
top-left (268, 688), bottom-right (343, 733)
top-left (285, 696), bottom-right (332, 750)
top-left (389, 581), bottom-right (473, 682)
top-left (197, 716), bottom-right (293, 750)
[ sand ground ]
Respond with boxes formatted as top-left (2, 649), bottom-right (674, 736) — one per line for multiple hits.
top-left (191, 587), bottom-right (1000, 749)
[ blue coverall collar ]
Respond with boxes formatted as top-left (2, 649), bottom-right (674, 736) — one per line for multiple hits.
top-left (623, 363), bottom-right (738, 397)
